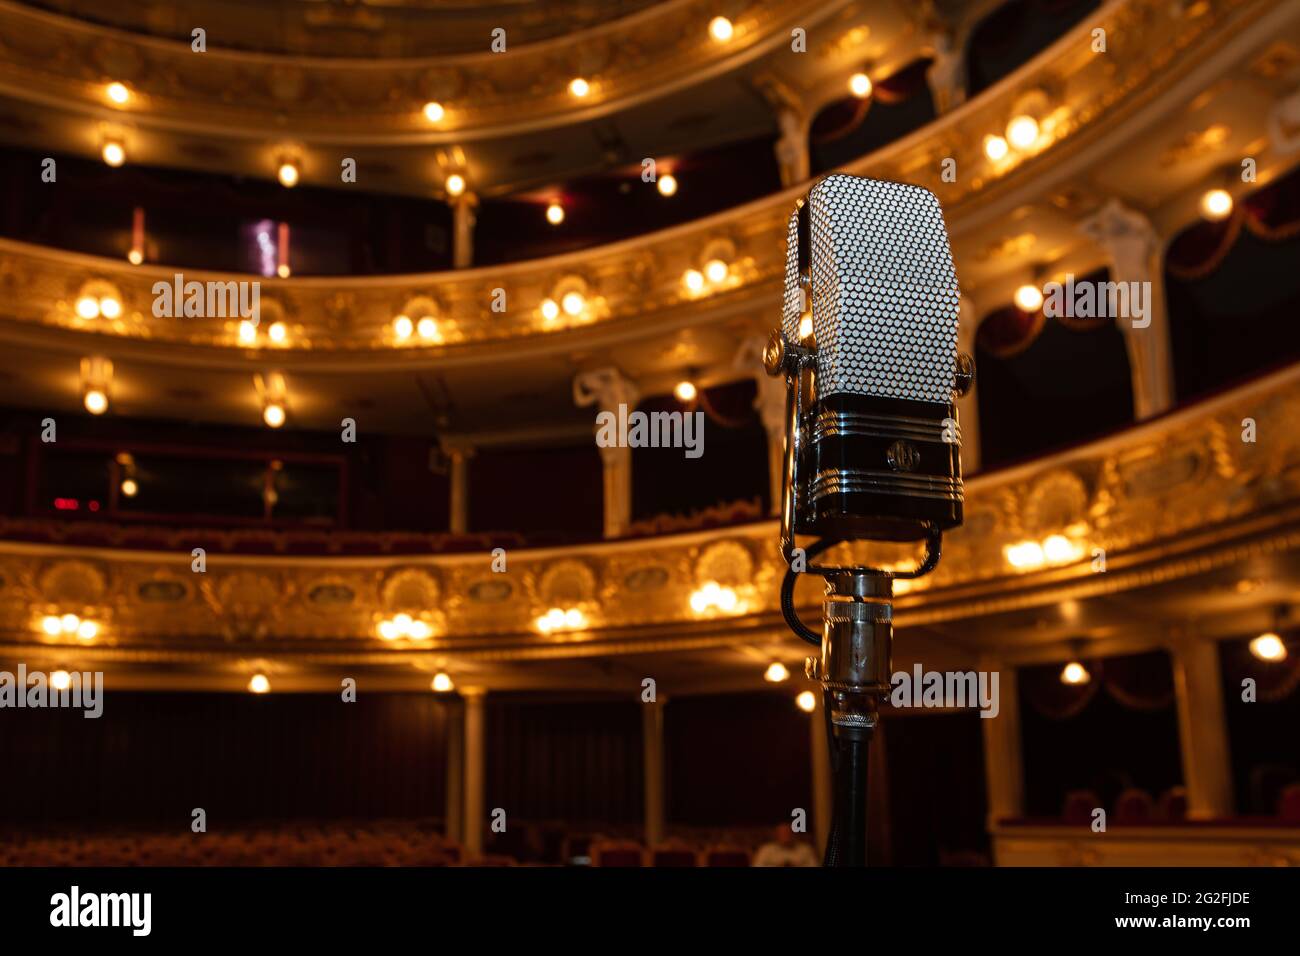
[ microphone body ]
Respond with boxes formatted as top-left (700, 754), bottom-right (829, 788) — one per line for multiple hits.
top-left (778, 174), bottom-right (966, 543)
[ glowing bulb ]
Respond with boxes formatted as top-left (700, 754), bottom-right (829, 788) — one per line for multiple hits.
top-left (983, 134), bottom-right (1009, 162)
top-left (84, 390), bottom-right (108, 415)
top-left (568, 77), bottom-right (590, 98)
top-left (248, 673), bottom-right (271, 694)
top-left (106, 82), bottom-right (130, 105)
top-left (540, 298), bottom-right (560, 321)
top-left (674, 380), bottom-right (697, 402)
top-left (432, 672), bottom-right (454, 693)
top-left (1004, 541), bottom-right (1044, 569)
top-left (658, 174), bottom-right (677, 197)
top-left (849, 73), bottom-right (873, 99)
top-left (61, 614), bottom-right (80, 633)
top-left (796, 691), bottom-right (817, 713)
top-left (127, 249), bottom-right (143, 266)
top-left (238, 320), bottom-right (257, 344)
top-left (709, 16), bottom-right (734, 42)
top-left (51, 670), bottom-right (72, 691)
top-left (1042, 534), bottom-right (1075, 563)
top-left (102, 142), bottom-right (125, 167)
top-left (392, 315), bottom-right (413, 339)
top-left (417, 316), bottom-right (439, 340)
top-left (278, 162), bottom-right (299, 188)
top-left (98, 296), bottom-right (122, 320)
top-left (546, 202), bottom-right (565, 225)
top-left (75, 296), bottom-right (101, 319)
top-left (1014, 283), bottom-right (1044, 312)
top-left (1060, 661), bottom-right (1090, 685)
top-left (564, 609), bottom-right (586, 629)
top-left (423, 101), bottom-right (445, 123)
top-left (1006, 114), bottom-right (1039, 150)
top-left (716, 587), bottom-right (738, 612)
top-left (378, 619), bottom-right (399, 640)
top-left (445, 173), bottom-right (466, 197)
top-left (268, 321), bottom-right (287, 343)
top-left (1200, 188), bottom-right (1233, 221)
top-left (120, 478), bottom-right (138, 498)
top-left (41, 616), bottom-right (61, 636)
top-left (561, 291), bottom-right (585, 316)
top-left (683, 269), bottom-right (704, 291)
top-left (1250, 632), bottom-right (1287, 662)
top-left (77, 620), bottom-right (98, 640)
top-left (263, 403), bottom-right (286, 428)
top-left (765, 662), bottom-right (790, 683)
top-left (277, 264), bottom-right (291, 279)
top-left (408, 620), bottom-right (432, 640)
top-left (704, 259), bottom-right (728, 284)
top-left (799, 315), bottom-right (813, 340)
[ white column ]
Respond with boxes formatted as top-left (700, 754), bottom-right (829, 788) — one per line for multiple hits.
top-left (462, 687), bottom-right (486, 859)
top-left (642, 698), bottom-right (666, 846)
top-left (956, 297), bottom-right (982, 474)
top-left (810, 694), bottom-right (833, 857)
top-left (1079, 199), bottom-right (1175, 419)
top-left (925, 30), bottom-right (967, 114)
top-left (446, 446), bottom-right (474, 534)
top-left (979, 658), bottom-right (1024, 830)
top-left (737, 335), bottom-right (787, 515)
top-left (573, 368), bottom-right (639, 538)
top-left (452, 193), bottom-right (478, 270)
top-left (1171, 639), bottom-right (1234, 819)
top-left (444, 701), bottom-right (464, 843)
top-left (774, 107), bottom-right (810, 187)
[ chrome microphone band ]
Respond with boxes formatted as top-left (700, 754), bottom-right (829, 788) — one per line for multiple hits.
top-left (810, 468), bottom-right (964, 503)
top-left (809, 410), bottom-right (959, 446)
top-left (823, 601), bottom-right (892, 624)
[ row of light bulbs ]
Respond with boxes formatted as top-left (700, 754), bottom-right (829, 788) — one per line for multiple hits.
top-left (78, 357), bottom-right (289, 429)
top-left (246, 671), bottom-right (456, 694)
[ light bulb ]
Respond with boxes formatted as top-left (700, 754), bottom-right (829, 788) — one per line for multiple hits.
top-left (657, 174), bottom-right (677, 197)
top-left (1250, 632), bottom-right (1287, 662)
top-left (1200, 188), bottom-right (1233, 221)
top-left (983, 134), bottom-right (1009, 162)
top-left (238, 320), bottom-right (258, 344)
top-left (1060, 662), bottom-right (1090, 685)
top-left (568, 77), bottom-right (590, 98)
top-left (1042, 534), bottom-right (1075, 563)
top-left (102, 142), bottom-right (126, 167)
top-left (98, 296), bottom-right (122, 320)
top-left (561, 291), bottom-right (585, 316)
top-left (127, 249), bottom-right (143, 265)
top-left (1014, 283), bottom-right (1044, 312)
top-left (540, 298), bottom-right (560, 321)
top-left (849, 73), bottom-right (872, 99)
top-left (546, 202), bottom-right (565, 225)
top-left (278, 162), bottom-right (299, 188)
top-left (704, 259), bottom-right (728, 284)
top-left (683, 269), bottom-right (704, 292)
top-left (120, 478), bottom-right (138, 498)
top-left (432, 672), bottom-right (454, 693)
top-left (248, 673), bottom-right (271, 694)
top-left (84, 390), bottom-right (108, 415)
top-left (51, 670), bottom-right (72, 691)
top-left (674, 380), bottom-right (697, 402)
top-left (77, 620), bottom-right (98, 640)
top-left (709, 16), bottom-right (734, 42)
top-left (765, 662), bottom-right (790, 683)
top-left (445, 173), bottom-right (465, 197)
top-left (393, 315), bottom-right (413, 339)
top-left (1006, 115), bottom-right (1039, 150)
top-left (796, 691), bottom-right (817, 713)
top-left (263, 403), bottom-right (285, 428)
top-left (41, 616), bottom-right (61, 636)
top-left (423, 101), bottom-right (445, 123)
top-left (75, 296), bottom-right (101, 319)
top-left (61, 613), bottom-right (80, 633)
top-left (106, 82), bottom-right (130, 105)
top-left (268, 321), bottom-right (287, 343)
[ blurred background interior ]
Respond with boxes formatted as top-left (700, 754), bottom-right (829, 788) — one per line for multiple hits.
top-left (0, 0), bottom-right (1299, 866)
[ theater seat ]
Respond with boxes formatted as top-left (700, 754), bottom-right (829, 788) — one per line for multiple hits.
top-left (1114, 788), bottom-right (1154, 824)
top-left (1157, 786), bottom-right (1187, 822)
top-left (704, 846), bottom-right (751, 867)
top-left (1061, 790), bottom-right (1100, 825)
top-left (1277, 783), bottom-right (1300, 823)
top-left (591, 840), bottom-right (644, 867)
top-left (650, 841), bottom-right (698, 867)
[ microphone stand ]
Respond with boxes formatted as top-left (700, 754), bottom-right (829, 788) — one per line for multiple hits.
top-left (766, 331), bottom-right (945, 866)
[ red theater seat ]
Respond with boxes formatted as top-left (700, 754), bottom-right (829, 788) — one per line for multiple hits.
top-left (1061, 790), bottom-right (1100, 825)
top-left (592, 840), bottom-right (644, 867)
top-left (1277, 783), bottom-right (1300, 823)
top-left (1114, 789), bottom-right (1154, 824)
top-left (650, 842), bottom-right (699, 867)
top-left (704, 846), bottom-right (752, 867)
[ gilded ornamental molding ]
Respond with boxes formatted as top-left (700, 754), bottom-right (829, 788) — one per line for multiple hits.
top-left (0, 0), bottom-right (1283, 362)
top-left (1, 364), bottom-right (1297, 662)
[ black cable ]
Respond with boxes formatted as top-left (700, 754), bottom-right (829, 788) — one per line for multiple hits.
top-left (779, 536), bottom-right (845, 646)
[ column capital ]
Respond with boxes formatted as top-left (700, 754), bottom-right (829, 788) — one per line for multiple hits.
top-left (572, 366), bottom-right (639, 415)
top-left (1079, 199), bottom-right (1160, 268)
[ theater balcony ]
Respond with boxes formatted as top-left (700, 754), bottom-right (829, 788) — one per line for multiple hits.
top-left (0, 0), bottom-right (1298, 868)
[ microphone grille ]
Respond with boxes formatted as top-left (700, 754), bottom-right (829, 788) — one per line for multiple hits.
top-left (793, 174), bottom-right (961, 404)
